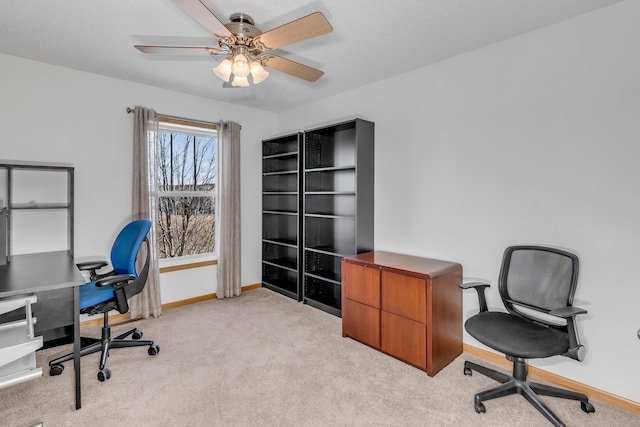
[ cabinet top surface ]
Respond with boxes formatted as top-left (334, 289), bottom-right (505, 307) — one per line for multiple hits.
top-left (344, 251), bottom-right (461, 278)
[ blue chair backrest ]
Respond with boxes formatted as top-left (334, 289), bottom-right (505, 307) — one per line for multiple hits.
top-left (110, 219), bottom-right (152, 276)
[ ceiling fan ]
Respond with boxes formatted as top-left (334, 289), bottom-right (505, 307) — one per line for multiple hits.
top-left (134, 0), bottom-right (333, 87)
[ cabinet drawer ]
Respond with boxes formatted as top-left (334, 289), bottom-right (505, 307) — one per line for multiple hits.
top-left (381, 271), bottom-right (426, 323)
top-left (381, 311), bottom-right (426, 370)
top-left (342, 262), bottom-right (380, 308)
top-left (343, 299), bottom-right (380, 348)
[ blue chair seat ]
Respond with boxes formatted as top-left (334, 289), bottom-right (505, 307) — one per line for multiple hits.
top-left (79, 282), bottom-right (115, 310)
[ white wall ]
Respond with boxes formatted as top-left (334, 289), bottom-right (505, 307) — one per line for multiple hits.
top-left (2, 0), bottom-right (638, 404)
top-left (0, 53), bottom-right (276, 300)
top-left (277, 0), bottom-right (640, 404)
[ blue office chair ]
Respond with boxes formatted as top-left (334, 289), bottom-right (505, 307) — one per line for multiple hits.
top-left (49, 219), bottom-right (160, 381)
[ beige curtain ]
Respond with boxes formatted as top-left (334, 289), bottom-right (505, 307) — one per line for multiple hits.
top-left (130, 106), bottom-right (162, 318)
top-left (216, 121), bottom-right (242, 298)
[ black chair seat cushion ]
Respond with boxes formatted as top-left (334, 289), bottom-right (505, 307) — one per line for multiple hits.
top-left (465, 311), bottom-right (569, 359)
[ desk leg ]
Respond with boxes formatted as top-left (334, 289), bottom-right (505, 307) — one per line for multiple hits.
top-left (73, 285), bottom-right (81, 409)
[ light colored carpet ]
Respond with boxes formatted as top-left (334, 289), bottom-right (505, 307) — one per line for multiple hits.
top-left (0, 288), bottom-right (637, 427)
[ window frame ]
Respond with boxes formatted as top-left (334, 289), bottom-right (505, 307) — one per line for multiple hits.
top-left (156, 117), bottom-right (218, 270)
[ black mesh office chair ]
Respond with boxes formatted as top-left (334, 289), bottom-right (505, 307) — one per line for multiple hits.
top-left (461, 246), bottom-right (595, 427)
top-left (49, 220), bottom-right (160, 382)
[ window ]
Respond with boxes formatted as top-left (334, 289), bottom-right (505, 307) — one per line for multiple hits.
top-left (156, 118), bottom-right (217, 261)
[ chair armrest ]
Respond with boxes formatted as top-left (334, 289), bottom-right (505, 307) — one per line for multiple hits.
top-left (95, 274), bottom-right (135, 288)
top-left (96, 274), bottom-right (136, 315)
top-left (460, 282), bottom-right (490, 290)
top-left (460, 281), bottom-right (490, 313)
top-left (76, 260), bottom-right (110, 281)
top-left (548, 306), bottom-right (587, 318)
top-left (76, 260), bottom-right (108, 271)
top-left (549, 305), bottom-right (588, 362)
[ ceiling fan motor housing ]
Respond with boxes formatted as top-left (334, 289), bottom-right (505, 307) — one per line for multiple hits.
top-left (226, 13), bottom-right (262, 40)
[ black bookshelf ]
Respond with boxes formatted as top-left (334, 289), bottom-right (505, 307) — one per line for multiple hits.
top-left (302, 119), bottom-right (374, 316)
top-left (261, 119), bottom-right (374, 317)
top-left (261, 133), bottom-right (303, 300)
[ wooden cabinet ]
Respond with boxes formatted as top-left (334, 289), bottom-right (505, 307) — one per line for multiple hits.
top-left (342, 251), bottom-right (463, 376)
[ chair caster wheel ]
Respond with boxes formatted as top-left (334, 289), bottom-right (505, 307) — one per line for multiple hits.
top-left (98, 368), bottom-right (112, 382)
top-left (148, 344), bottom-right (160, 356)
top-left (464, 367), bottom-right (472, 376)
top-left (474, 402), bottom-right (486, 414)
top-left (581, 401), bottom-right (595, 413)
top-left (132, 330), bottom-right (143, 339)
top-left (49, 364), bottom-right (64, 376)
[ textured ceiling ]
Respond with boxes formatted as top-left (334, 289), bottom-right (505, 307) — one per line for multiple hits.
top-left (0, 0), bottom-right (625, 112)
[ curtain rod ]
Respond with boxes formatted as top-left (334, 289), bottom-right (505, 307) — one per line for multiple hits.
top-left (126, 107), bottom-right (221, 128)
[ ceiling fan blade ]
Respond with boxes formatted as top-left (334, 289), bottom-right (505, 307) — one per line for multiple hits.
top-left (262, 55), bottom-right (324, 82)
top-left (135, 45), bottom-right (222, 55)
top-left (173, 0), bottom-right (233, 38)
top-left (254, 12), bottom-right (333, 51)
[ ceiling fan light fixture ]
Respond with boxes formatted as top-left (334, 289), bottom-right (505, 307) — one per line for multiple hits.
top-left (231, 75), bottom-right (250, 87)
top-left (250, 61), bottom-right (269, 84)
top-left (212, 58), bottom-right (232, 82)
top-left (137, 7), bottom-right (334, 87)
top-left (231, 53), bottom-right (251, 77)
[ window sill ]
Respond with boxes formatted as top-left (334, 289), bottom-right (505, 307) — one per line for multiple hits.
top-left (158, 254), bottom-right (217, 274)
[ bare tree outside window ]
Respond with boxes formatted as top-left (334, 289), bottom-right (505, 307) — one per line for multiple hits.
top-left (156, 123), bottom-right (217, 258)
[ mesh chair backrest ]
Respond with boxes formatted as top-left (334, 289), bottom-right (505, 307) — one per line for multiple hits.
top-left (499, 246), bottom-right (579, 324)
top-left (110, 219), bottom-right (152, 276)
